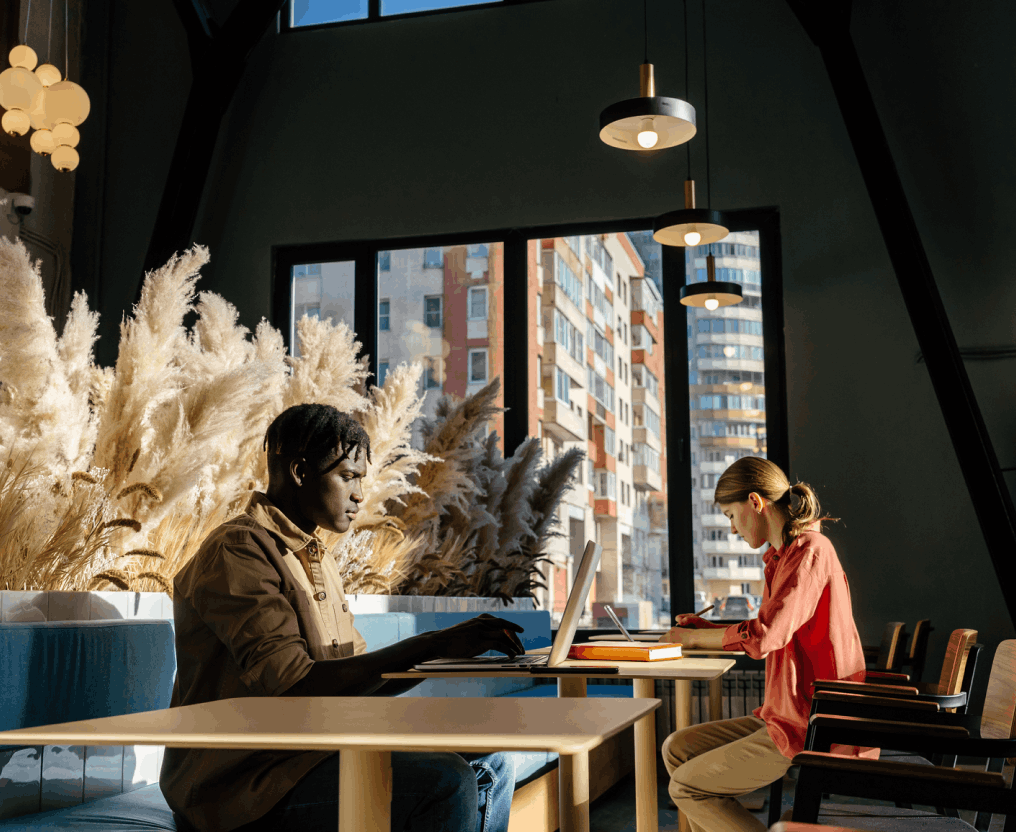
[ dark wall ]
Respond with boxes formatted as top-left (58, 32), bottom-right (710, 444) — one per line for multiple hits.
top-left (84, 0), bottom-right (1016, 696)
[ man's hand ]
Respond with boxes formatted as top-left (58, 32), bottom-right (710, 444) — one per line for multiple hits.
top-left (430, 614), bottom-right (526, 659)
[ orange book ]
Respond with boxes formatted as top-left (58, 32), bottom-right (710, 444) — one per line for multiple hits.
top-left (567, 641), bottom-right (683, 662)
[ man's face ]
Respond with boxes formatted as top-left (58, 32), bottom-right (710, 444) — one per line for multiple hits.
top-left (299, 447), bottom-right (367, 534)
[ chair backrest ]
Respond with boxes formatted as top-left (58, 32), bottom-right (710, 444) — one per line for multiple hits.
top-left (874, 621), bottom-right (907, 671)
top-left (906, 618), bottom-right (933, 683)
top-left (980, 640), bottom-right (1016, 740)
top-left (934, 628), bottom-right (979, 695)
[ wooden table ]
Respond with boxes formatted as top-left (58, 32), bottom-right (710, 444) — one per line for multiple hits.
top-left (588, 635), bottom-right (750, 722)
top-left (0, 696), bottom-right (657, 832)
top-left (385, 653), bottom-right (735, 832)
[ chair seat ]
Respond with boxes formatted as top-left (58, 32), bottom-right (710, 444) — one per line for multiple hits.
top-left (817, 802), bottom-right (975, 831)
top-left (0, 784), bottom-right (176, 831)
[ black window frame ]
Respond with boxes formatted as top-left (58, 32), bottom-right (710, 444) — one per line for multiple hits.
top-left (282, 0), bottom-right (558, 31)
top-left (271, 208), bottom-right (786, 622)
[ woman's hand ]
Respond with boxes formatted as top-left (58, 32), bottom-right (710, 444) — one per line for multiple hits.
top-left (673, 613), bottom-right (710, 628)
top-left (659, 627), bottom-right (697, 647)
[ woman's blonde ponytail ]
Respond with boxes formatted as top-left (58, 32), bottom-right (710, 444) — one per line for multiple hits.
top-left (781, 481), bottom-right (837, 543)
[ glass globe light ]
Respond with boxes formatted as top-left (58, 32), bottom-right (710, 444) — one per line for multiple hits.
top-left (51, 145), bottom-right (78, 172)
top-left (52, 122), bottom-right (79, 147)
top-left (34, 64), bottom-right (61, 87)
top-left (1, 108), bottom-right (30, 136)
top-left (28, 87), bottom-right (54, 129)
top-left (0, 66), bottom-right (43, 112)
top-left (8, 45), bottom-right (38, 71)
top-left (40, 80), bottom-right (89, 126)
top-left (30, 128), bottom-right (56, 156)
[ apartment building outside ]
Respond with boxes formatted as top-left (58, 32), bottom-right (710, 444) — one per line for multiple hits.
top-left (686, 232), bottom-right (768, 608)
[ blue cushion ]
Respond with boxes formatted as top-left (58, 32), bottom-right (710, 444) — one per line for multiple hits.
top-left (354, 613), bottom-right (417, 651)
top-left (0, 621), bottom-right (176, 735)
top-left (512, 683), bottom-right (635, 698)
top-left (0, 784), bottom-right (175, 830)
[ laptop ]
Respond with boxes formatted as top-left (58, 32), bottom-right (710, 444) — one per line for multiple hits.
top-left (413, 540), bottom-right (603, 671)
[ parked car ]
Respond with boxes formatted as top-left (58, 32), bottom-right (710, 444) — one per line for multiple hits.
top-left (719, 594), bottom-right (757, 620)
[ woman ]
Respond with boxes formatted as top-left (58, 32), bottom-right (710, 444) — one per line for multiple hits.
top-left (660, 456), bottom-right (871, 832)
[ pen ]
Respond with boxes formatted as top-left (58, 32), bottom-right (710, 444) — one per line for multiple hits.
top-left (602, 604), bottom-right (635, 642)
top-left (694, 604), bottom-right (714, 617)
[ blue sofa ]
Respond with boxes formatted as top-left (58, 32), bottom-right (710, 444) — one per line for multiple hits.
top-left (0, 612), bottom-right (634, 830)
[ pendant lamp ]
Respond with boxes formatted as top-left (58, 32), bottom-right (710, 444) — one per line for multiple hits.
top-left (679, 247), bottom-right (742, 310)
top-left (599, 0), bottom-right (696, 151)
top-left (653, 0), bottom-right (729, 250)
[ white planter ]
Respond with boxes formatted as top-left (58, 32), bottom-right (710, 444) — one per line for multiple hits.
top-left (0, 590), bottom-right (173, 622)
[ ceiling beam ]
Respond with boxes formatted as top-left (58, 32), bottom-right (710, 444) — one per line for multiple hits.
top-left (785, 0), bottom-right (1016, 627)
top-left (140, 0), bottom-right (287, 284)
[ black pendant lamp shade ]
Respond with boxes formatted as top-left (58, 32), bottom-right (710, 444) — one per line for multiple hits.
top-left (653, 179), bottom-right (729, 247)
top-left (599, 63), bottom-right (697, 151)
top-left (680, 252), bottom-right (742, 310)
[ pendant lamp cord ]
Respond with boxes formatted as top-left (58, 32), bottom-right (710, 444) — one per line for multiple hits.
top-left (64, 0), bottom-right (68, 78)
top-left (23, 0), bottom-right (33, 44)
top-left (643, 0), bottom-right (649, 64)
top-left (46, 0), bottom-right (53, 63)
top-left (682, 0), bottom-right (690, 178)
top-left (703, 0), bottom-right (711, 210)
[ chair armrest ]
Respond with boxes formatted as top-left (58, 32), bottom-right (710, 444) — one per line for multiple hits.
top-left (812, 679), bottom-right (920, 696)
top-left (789, 750), bottom-right (1011, 824)
top-left (812, 690), bottom-right (939, 712)
top-left (864, 670), bottom-right (911, 682)
top-left (792, 751), bottom-right (1003, 786)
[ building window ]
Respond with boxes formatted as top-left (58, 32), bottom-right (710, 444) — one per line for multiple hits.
top-left (305, 305), bottom-right (320, 319)
top-left (378, 251), bottom-right (391, 271)
top-left (423, 248), bottom-right (443, 269)
top-left (424, 356), bottom-right (442, 389)
top-left (425, 296), bottom-right (442, 328)
top-left (555, 368), bottom-right (571, 405)
top-left (468, 286), bottom-right (488, 320)
top-left (378, 299), bottom-right (390, 331)
top-left (469, 349), bottom-right (488, 384)
top-left (467, 243), bottom-right (488, 258)
top-left (377, 361), bottom-right (389, 387)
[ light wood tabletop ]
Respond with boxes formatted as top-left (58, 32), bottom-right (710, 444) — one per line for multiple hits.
top-left (0, 696), bottom-right (658, 832)
top-left (385, 653), bottom-right (736, 832)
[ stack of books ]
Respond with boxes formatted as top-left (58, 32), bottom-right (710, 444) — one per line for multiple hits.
top-left (567, 641), bottom-right (683, 661)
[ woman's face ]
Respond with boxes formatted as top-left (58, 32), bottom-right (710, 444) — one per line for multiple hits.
top-left (718, 497), bottom-right (768, 549)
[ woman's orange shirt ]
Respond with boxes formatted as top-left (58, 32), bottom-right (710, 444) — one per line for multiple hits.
top-left (722, 530), bottom-right (878, 759)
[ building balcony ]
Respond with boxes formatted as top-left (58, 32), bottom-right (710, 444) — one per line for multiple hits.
top-left (542, 398), bottom-right (585, 442)
top-left (699, 512), bottom-right (729, 528)
top-left (632, 426), bottom-right (661, 452)
top-left (542, 342), bottom-right (586, 383)
top-left (631, 385), bottom-right (661, 412)
top-left (633, 463), bottom-right (662, 492)
top-left (594, 498), bottom-right (617, 518)
top-left (701, 538), bottom-right (763, 556)
top-left (700, 565), bottom-right (764, 581)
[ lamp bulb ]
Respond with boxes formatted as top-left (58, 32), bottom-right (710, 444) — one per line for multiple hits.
top-left (34, 64), bottom-right (62, 87)
top-left (683, 230), bottom-right (702, 247)
top-left (704, 297), bottom-right (720, 311)
top-left (1, 108), bottom-right (30, 136)
top-left (9, 45), bottom-right (38, 70)
top-left (636, 117), bottom-right (658, 149)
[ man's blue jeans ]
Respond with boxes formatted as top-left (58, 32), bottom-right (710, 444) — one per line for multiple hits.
top-left (233, 750), bottom-right (516, 832)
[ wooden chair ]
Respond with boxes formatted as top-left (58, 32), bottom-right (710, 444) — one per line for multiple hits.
top-left (861, 621), bottom-right (908, 671)
top-left (790, 640), bottom-right (1016, 830)
top-left (766, 629), bottom-right (979, 826)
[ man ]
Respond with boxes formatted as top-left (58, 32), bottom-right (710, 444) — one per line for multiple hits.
top-left (161, 403), bottom-right (526, 832)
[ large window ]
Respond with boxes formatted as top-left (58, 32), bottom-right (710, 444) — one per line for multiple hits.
top-left (276, 213), bottom-right (785, 631)
top-left (286, 0), bottom-right (550, 28)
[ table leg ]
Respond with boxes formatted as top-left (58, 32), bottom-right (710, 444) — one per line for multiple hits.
top-left (557, 675), bottom-right (589, 832)
top-left (558, 750), bottom-right (590, 832)
top-left (674, 680), bottom-right (693, 731)
top-left (339, 749), bottom-right (391, 832)
top-left (632, 678), bottom-right (660, 832)
top-left (673, 681), bottom-right (694, 832)
top-left (709, 677), bottom-right (723, 722)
